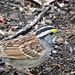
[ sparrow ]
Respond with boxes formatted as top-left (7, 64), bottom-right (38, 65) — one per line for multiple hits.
top-left (0, 26), bottom-right (57, 70)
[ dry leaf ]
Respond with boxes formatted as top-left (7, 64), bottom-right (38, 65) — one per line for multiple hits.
top-left (33, 0), bottom-right (55, 6)
top-left (43, 0), bottom-right (55, 6)
top-left (33, 0), bottom-right (43, 5)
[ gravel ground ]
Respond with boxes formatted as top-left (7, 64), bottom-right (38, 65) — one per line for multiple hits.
top-left (0, 0), bottom-right (75, 75)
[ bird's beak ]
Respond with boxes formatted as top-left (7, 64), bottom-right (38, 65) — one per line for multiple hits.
top-left (51, 29), bottom-right (57, 33)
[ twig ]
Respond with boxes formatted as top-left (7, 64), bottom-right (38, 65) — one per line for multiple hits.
top-left (71, 71), bottom-right (75, 74)
top-left (8, 3), bottom-right (20, 8)
top-left (0, 29), bottom-right (5, 35)
top-left (38, 64), bottom-right (60, 75)
top-left (2, 4), bottom-right (52, 40)
top-left (20, 70), bottom-right (33, 75)
top-left (0, 1), bottom-right (5, 4)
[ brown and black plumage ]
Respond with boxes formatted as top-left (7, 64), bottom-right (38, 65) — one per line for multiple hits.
top-left (0, 26), bottom-right (57, 69)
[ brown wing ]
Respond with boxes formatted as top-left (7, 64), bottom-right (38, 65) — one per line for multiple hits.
top-left (1, 35), bottom-right (44, 59)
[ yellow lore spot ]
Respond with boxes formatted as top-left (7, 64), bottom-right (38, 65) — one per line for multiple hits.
top-left (51, 29), bottom-right (57, 32)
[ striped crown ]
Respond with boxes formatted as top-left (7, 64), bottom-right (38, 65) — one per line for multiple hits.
top-left (36, 26), bottom-right (54, 38)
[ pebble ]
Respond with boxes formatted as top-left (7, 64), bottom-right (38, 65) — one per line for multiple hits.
top-left (65, 41), bottom-right (69, 44)
top-left (45, 20), bottom-right (52, 24)
top-left (13, 26), bottom-right (19, 29)
top-left (61, 27), bottom-right (66, 29)
top-left (54, 6), bottom-right (57, 9)
top-left (35, 25), bottom-right (38, 30)
top-left (20, 22), bottom-right (23, 25)
top-left (45, 67), bottom-right (51, 71)
top-left (54, 45), bottom-right (58, 48)
top-left (0, 23), bottom-right (5, 29)
top-left (41, 20), bottom-right (45, 25)
top-left (52, 50), bottom-right (57, 54)
top-left (60, 10), bottom-right (66, 14)
top-left (70, 11), bottom-right (74, 15)
top-left (19, 6), bottom-right (24, 11)
top-left (8, 11), bottom-right (19, 20)
top-left (20, 2), bottom-right (25, 7)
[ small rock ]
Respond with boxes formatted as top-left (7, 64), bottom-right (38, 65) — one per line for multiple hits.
top-left (69, 47), bottom-right (73, 53)
top-left (65, 41), bottom-right (69, 44)
top-left (70, 11), bottom-right (74, 15)
top-left (19, 7), bottom-right (24, 12)
top-left (41, 20), bottom-right (45, 25)
top-left (8, 11), bottom-right (19, 20)
top-left (54, 45), bottom-right (58, 48)
top-left (20, 22), bottom-right (23, 25)
top-left (52, 50), bottom-right (57, 53)
top-left (45, 20), bottom-right (52, 24)
top-left (13, 26), bottom-right (19, 29)
top-left (54, 6), bottom-right (57, 9)
top-left (20, 1), bottom-right (25, 7)
top-left (0, 23), bottom-right (5, 28)
top-left (45, 67), bottom-right (51, 71)
top-left (35, 25), bottom-right (38, 30)
top-left (60, 10), bottom-right (66, 14)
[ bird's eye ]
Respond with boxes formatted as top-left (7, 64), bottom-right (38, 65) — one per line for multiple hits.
top-left (49, 32), bottom-right (54, 35)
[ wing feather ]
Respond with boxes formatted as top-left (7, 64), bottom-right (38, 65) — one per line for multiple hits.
top-left (1, 35), bottom-right (44, 59)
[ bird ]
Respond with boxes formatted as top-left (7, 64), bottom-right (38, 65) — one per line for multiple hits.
top-left (0, 26), bottom-right (57, 70)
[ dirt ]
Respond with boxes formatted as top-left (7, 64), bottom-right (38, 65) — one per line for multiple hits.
top-left (0, 0), bottom-right (75, 75)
